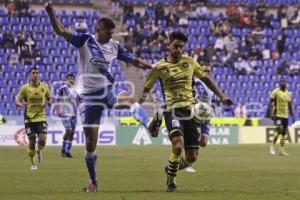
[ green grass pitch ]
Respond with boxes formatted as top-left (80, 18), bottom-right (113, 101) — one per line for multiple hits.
top-left (0, 144), bottom-right (300, 200)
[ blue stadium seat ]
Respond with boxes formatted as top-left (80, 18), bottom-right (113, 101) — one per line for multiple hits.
top-left (57, 65), bottom-right (68, 73)
top-left (49, 73), bottom-right (60, 81)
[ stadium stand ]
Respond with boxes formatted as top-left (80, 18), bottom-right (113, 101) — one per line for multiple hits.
top-left (1, 1), bottom-right (300, 120)
top-left (119, 1), bottom-right (300, 118)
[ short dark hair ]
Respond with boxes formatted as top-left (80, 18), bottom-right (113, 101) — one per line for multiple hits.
top-left (66, 73), bottom-right (75, 78)
top-left (29, 66), bottom-right (39, 73)
top-left (169, 32), bottom-right (188, 43)
top-left (97, 18), bottom-right (115, 29)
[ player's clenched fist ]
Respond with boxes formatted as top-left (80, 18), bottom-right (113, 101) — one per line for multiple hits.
top-left (45, 1), bottom-right (53, 12)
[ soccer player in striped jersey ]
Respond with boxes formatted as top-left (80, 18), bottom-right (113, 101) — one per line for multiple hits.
top-left (45, 1), bottom-right (159, 192)
top-left (55, 73), bottom-right (77, 158)
top-left (141, 32), bottom-right (233, 192)
top-left (269, 77), bottom-right (295, 156)
top-left (15, 66), bottom-right (51, 170)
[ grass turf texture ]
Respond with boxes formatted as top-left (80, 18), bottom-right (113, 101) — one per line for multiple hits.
top-left (0, 144), bottom-right (299, 200)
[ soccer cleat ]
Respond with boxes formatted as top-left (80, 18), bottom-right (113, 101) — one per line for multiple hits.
top-left (184, 166), bottom-right (196, 173)
top-left (167, 182), bottom-right (177, 192)
top-left (86, 180), bottom-right (98, 192)
top-left (36, 150), bottom-right (42, 163)
top-left (30, 164), bottom-right (38, 170)
top-left (278, 151), bottom-right (289, 156)
top-left (164, 165), bottom-right (177, 192)
top-left (65, 152), bottom-right (73, 158)
top-left (269, 145), bottom-right (276, 155)
top-left (147, 112), bottom-right (163, 137)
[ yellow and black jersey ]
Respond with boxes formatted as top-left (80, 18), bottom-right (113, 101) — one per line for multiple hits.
top-left (16, 81), bottom-right (51, 123)
top-left (144, 55), bottom-right (205, 110)
top-left (270, 88), bottom-right (291, 119)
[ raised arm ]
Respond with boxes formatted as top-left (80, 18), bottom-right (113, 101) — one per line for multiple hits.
top-left (45, 1), bottom-right (72, 41)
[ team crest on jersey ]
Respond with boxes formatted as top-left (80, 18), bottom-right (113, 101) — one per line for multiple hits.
top-left (41, 88), bottom-right (45, 93)
top-left (182, 62), bottom-right (189, 68)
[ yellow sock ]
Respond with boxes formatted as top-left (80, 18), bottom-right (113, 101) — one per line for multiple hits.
top-left (279, 134), bottom-right (286, 152)
top-left (178, 156), bottom-right (192, 170)
top-left (28, 149), bottom-right (36, 165)
top-left (167, 152), bottom-right (180, 184)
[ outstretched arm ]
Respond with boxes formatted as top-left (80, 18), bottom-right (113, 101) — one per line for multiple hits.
top-left (129, 57), bottom-right (153, 69)
top-left (45, 1), bottom-right (72, 41)
top-left (201, 76), bottom-right (233, 106)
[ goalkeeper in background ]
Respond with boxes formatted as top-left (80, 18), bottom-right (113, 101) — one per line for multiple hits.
top-left (269, 77), bottom-right (295, 156)
top-left (140, 31), bottom-right (233, 192)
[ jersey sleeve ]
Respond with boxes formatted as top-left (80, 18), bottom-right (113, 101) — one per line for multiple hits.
top-left (16, 85), bottom-right (26, 101)
top-left (57, 86), bottom-right (64, 97)
top-left (69, 32), bottom-right (90, 48)
top-left (270, 89), bottom-right (277, 99)
top-left (45, 84), bottom-right (51, 100)
top-left (117, 44), bottom-right (134, 63)
top-left (193, 60), bottom-right (205, 79)
top-left (144, 69), bottom-right (159, 90)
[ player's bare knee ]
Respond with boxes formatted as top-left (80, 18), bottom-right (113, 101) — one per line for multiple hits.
top-left (171, 136), bottom-right (184, 154)
top-left (86, 143), bottom-right (96, 152)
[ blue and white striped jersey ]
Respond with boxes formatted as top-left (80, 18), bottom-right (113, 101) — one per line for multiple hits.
top-left (69, 32), bottom-right (133, 94)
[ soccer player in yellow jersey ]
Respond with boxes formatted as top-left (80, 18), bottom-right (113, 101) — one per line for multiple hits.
top-left (269, 77), bottom-right (294, 156)
top-left (140, 32), bottom-right (233, 192)
top-left (15, 66), bottom-right (51, 170)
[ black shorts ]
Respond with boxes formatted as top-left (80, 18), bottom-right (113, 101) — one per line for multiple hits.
top-left (25, 121), bottom-right (48, 137)
top-left (274, 117), bottom-right (288, 135)
top-left (164, 107), bottom-right (200, 149)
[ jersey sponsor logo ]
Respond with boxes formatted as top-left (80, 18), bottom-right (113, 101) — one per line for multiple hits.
top-left (172, 119), bottom-right (180, 128)
top-left (87, 37), bottom-right (109, 66)
top-left (90, 58), bottom-right (110, 66)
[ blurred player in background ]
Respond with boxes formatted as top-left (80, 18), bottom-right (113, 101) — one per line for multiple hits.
top-left (269, 77), bottom-right (295, 156)
top-left (140, 32), bottom-right (233, 192)
top-left (55, 73), bottom-right (77, 158)
top-left (45, 1), bottom-right (160, 192)
top-left (15, 66), bottom-right (51, 170)
top-left (184, 63), bottom-right (213, 173)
